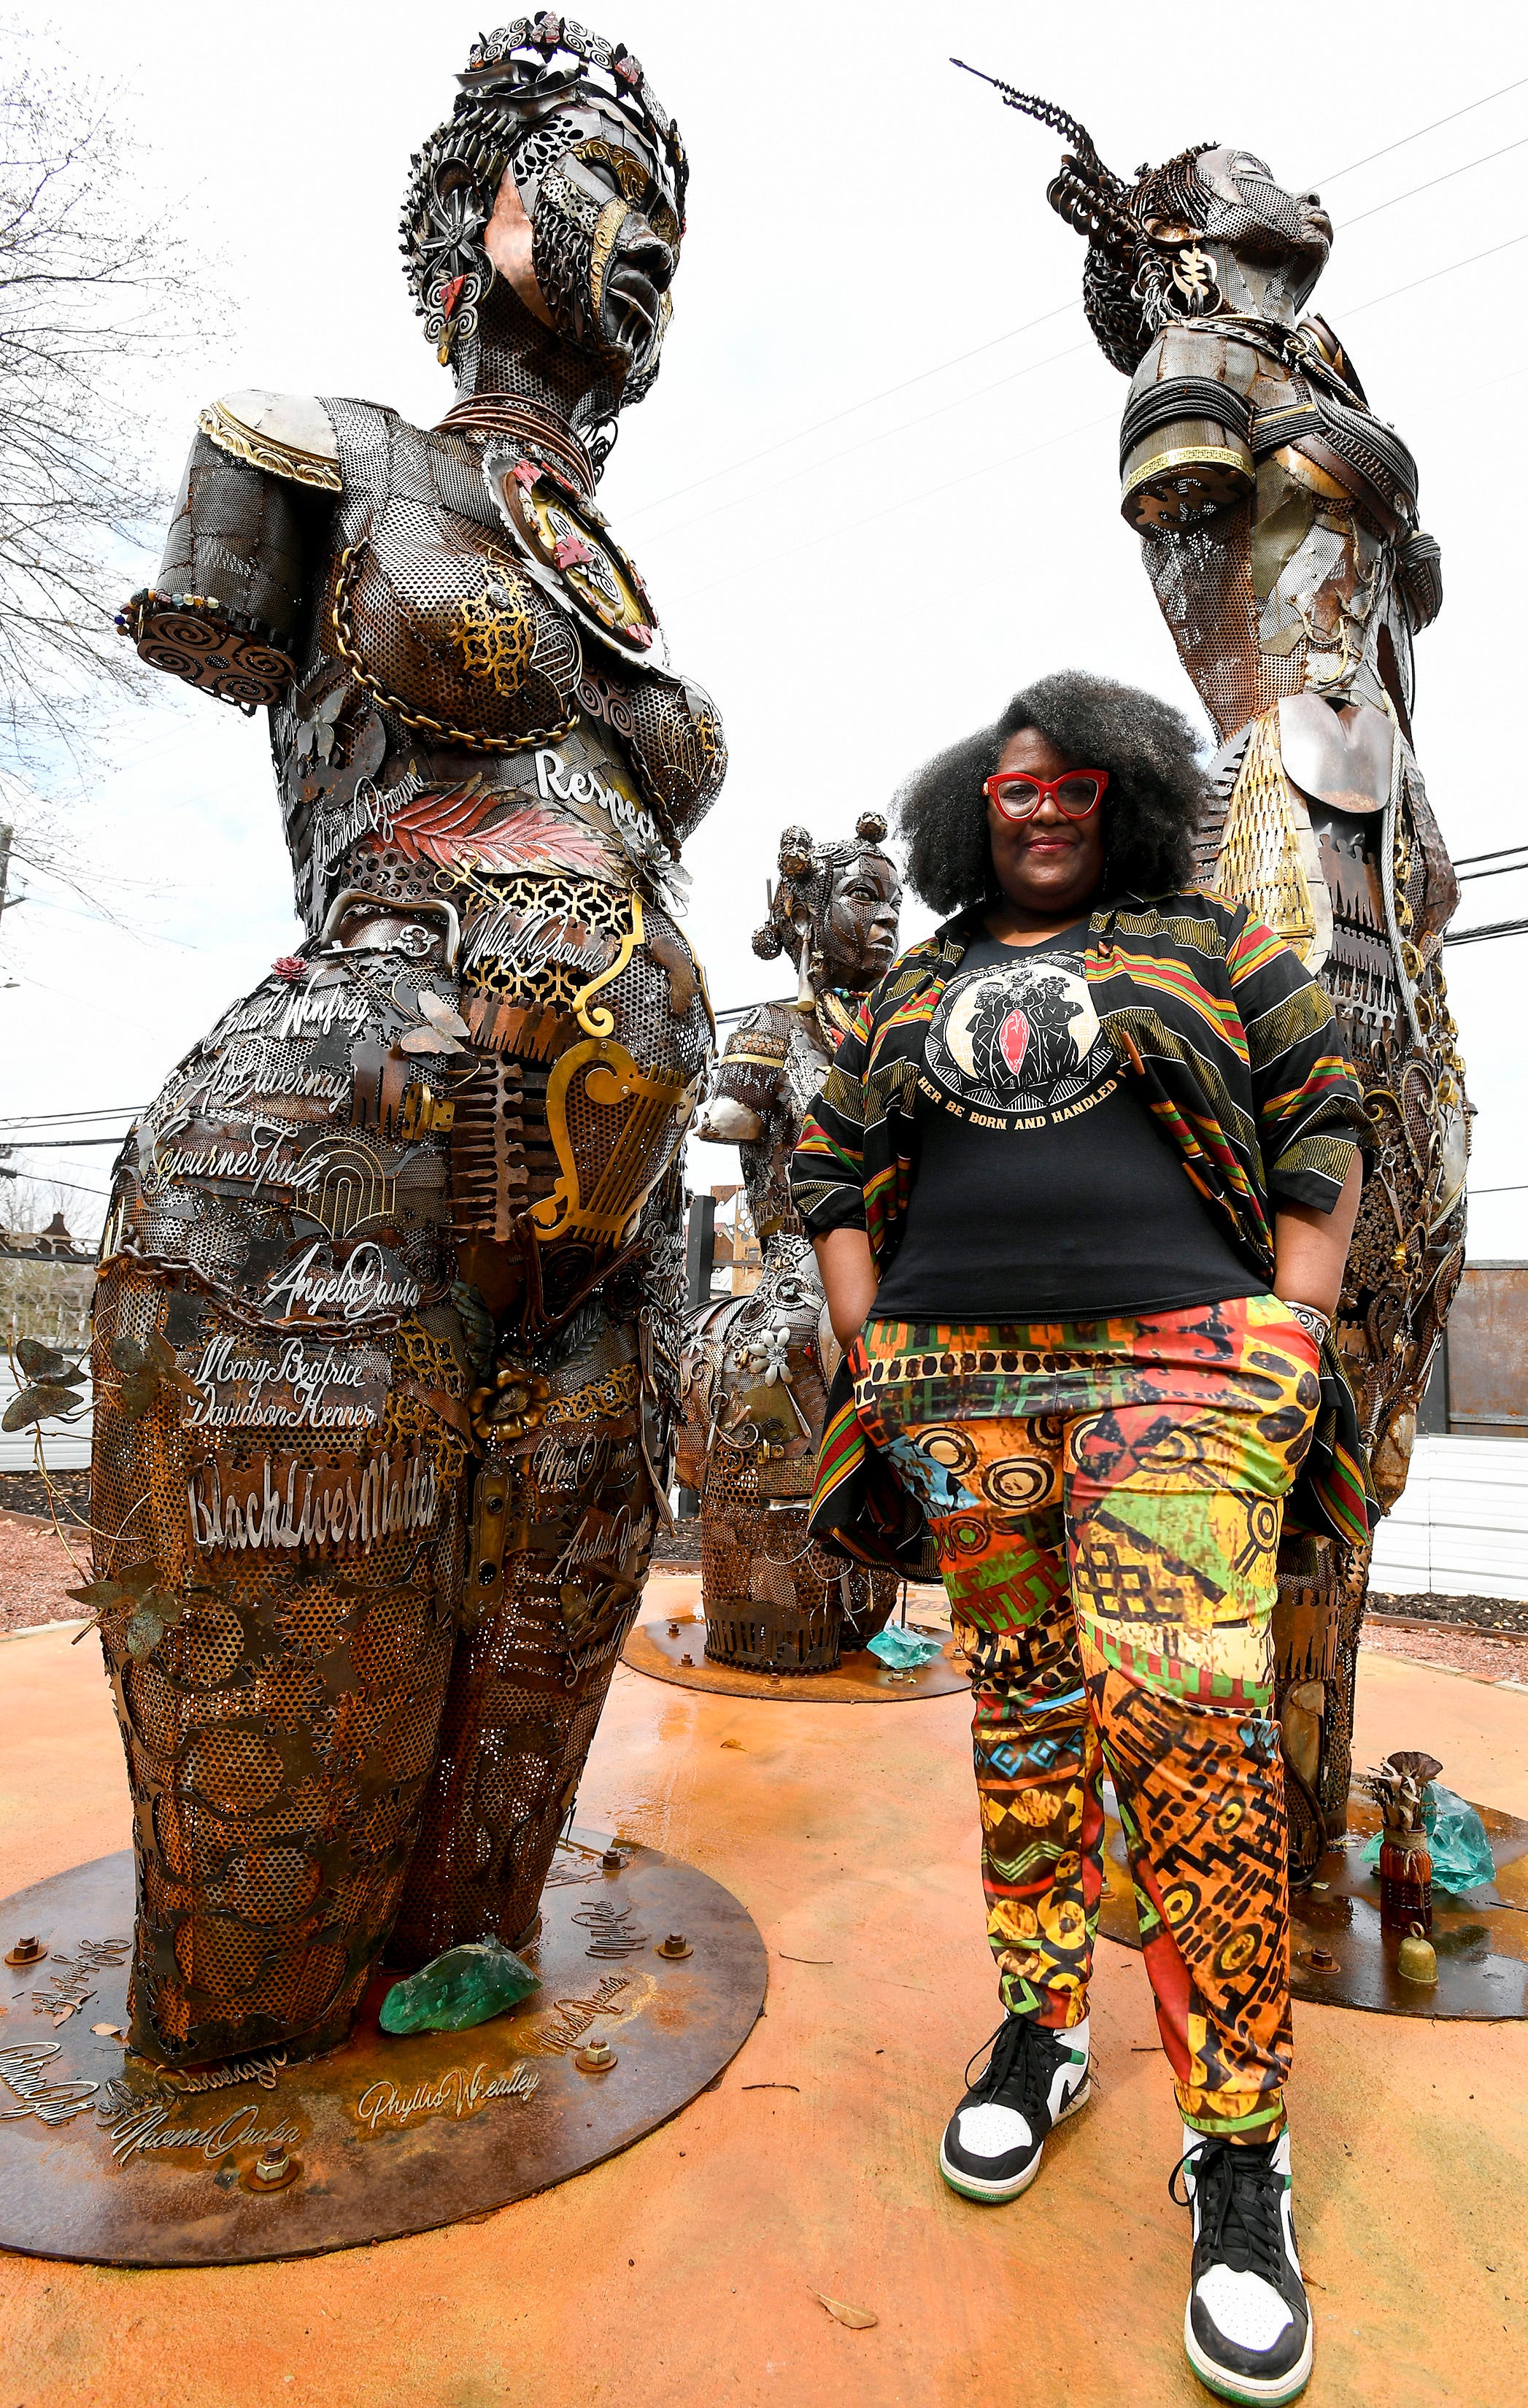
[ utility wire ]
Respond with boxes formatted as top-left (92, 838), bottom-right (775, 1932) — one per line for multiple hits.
top-left (1456, 860), bottom-right (1528, 883)
top-left (0, 1111), bottom-right (142, 1130)
top-left (1452, 844), bottom-right (1528, 870)
top-left (633, 79), bottom-right (1528, 535)
top-left (667, 409), bottom-right (1114, 611)
top-left (1343, 134), bottom-right (1528, 230)
top-left (657, 223), bottom-right (1528, 579)
top-left (1, 1174), bottom-right (107, 1200)
top-left (1443, 917), bottom-right (1528, 946)
top-left (1338, 228), bottom-right (1527, 317)
top-left (1316, 77), bottom-right (1528, 185)
top-left (642, 339), bottom-right (1092, 549)
top-left (4, 1136), bottom-right (126, 1149)
top-left (1469, 1183), bottom-right (1528, 1196)
top-left (622, 298), bottom-right (1081, 524)
top-left (666, 212), bottom-right (1524, 604)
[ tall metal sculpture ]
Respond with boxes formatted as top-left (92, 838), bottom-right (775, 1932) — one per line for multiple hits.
top-left (98, 18), bottom-right (725, 2065)
top-left (679, 816), bottom-right (903, 1671)
top-left (967, 68), bottom-right (1465, 1863)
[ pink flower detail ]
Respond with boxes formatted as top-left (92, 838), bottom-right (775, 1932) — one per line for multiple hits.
top-left (509, 458), bottom-right (542, 490)
top-left (272, 957), bottom-right (307, 983)
top-left (625, 621), bottom-right (653, 648)
top-left (554, 530), bottom-right (595, 571)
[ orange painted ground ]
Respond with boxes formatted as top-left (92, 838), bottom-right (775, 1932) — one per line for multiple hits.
top-left (1, 1570), bottom-right (1525, 2408)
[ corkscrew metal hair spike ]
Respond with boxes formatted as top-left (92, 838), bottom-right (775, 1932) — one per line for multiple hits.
top-left (949, 58), bottom-right (1103, 163)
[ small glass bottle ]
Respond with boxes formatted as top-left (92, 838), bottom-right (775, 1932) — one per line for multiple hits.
top-left (1378, 1832), bottom-right (1433, 1934)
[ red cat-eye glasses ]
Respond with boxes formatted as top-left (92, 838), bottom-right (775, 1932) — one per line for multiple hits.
top-left (982, 768), bottom-right (1110, 822)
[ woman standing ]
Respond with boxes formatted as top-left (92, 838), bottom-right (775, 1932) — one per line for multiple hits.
top-left (790, 671), bottom-right (1370, 2407)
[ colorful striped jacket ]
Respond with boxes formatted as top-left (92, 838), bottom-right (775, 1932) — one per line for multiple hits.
top-left (789, 890), bottom-right (1377, 1561)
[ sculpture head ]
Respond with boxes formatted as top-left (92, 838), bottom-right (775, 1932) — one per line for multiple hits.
top-left (953, 70), bottom-right (1332, 373)
top-left (401, 18), bottom-right (686, 403)
top-left (752, 814), bottom-right (903, 997)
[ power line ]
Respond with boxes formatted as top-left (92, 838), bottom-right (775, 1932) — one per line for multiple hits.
top-left (665, 214), bottom-right (1525, 609)
top-left (1346, 226), bottom-right (1528, 317)
top-left (666, 407), bottom-right (1115, 611)
top-left (620, 298), bottom-right (1081, 524)
top-left (1456, 860), bottom-right (1528, 884)
top-left (1316, 76), bottom-right (1528, 185)
top-left (3, 1136), bottom-right (126, 1149)
top-left (1343, 133), bottom-right (1528, 230)
top-left (632, 80), bottom-right (1528, 538)
top-left (641, 338), bottom-right (1092, 550)
top-left (1469, 1183), bottom-right (1528, 1196)
top-left (1453, 844), bottom-right (1528, 870)
top-left (0, 1106), bottom-right (143, 1127)
top-left (1, 1173), bottom-right (107, 1200)
top-left (1443, 916), bottom-right (1528, 946)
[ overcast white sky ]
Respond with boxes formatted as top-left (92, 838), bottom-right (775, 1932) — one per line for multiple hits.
top-left (8, 0), bottom-right (1528, 1257)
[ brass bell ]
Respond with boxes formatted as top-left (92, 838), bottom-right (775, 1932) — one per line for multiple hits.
top-left (1397, 1925), bottom-right (1438, 1986)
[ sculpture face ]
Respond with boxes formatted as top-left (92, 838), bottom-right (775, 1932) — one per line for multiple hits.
top-left (814, 854), bottom-right (902, 989)
top-left (506, 101), bottom-right (681, 383)
top-left (1191, 145), bottom-right (1332, 296)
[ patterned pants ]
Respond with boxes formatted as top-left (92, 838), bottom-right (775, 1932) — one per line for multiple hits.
top-left (856, 1297), bottom-right (1321, 2139)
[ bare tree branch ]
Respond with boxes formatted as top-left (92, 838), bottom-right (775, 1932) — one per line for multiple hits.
top-left (0, 26), bottom-right (222, 918)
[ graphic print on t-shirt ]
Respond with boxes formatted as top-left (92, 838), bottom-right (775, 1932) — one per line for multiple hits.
top-left (919, 949), bottom-right (1119, 1132)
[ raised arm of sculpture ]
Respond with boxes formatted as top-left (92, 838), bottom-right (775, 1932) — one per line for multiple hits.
top-left (959, 64), bottom-right (1469, 1863)
top-left (94, 17), bottom-right (728, 2068)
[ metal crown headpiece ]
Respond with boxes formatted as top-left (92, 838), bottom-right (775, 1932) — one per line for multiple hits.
top-left (461, 17), bottom-right (687, 223)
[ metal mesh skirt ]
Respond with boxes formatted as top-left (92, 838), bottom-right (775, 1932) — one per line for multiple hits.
top-left (698, 1444), bottom-right (897, 1675)
top-left (90, 1262), bottom-right (467, 2066)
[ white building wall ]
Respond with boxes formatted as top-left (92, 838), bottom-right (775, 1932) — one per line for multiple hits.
top-left (0, 1368), bottom-right (92, 1472)
top-left (1368, 1432), bottom-right (1528, 1601)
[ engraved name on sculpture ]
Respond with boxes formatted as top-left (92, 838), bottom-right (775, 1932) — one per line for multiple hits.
top-left (96, 2081), bottom-right (302, 2169)
top-left (352, 2059), bottom-right (541, 2133)
top-left (0, 2042), bottom-right (100, 2127)
top-left (180, 1334), bottom-right (391, 1429)
top-left (187, 1448), bottom-right (439, 1556)
top-left (260, 1239), bottom-right (422, 1326)
top-left (533, 1975), bottom-right (633, 2054)
top-left (157, 2050), bottom-right (288, 2099)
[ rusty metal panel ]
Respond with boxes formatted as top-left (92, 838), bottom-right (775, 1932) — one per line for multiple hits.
top-left (1446, 1263), bottom-right (1528, 1435)
top-left (0, 1832), bottom-right (766, 2266)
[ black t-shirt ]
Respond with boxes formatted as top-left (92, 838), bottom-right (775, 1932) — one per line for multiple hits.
top-left (871, 926), bottom-right (1261, 1321)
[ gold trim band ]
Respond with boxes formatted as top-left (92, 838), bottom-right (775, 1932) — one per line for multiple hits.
top-left (1122, 444), bottom-right (1252, 500)
top-left (198, 402), bottom-right (343, 493)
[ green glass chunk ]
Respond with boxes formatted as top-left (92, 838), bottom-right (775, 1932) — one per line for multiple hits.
top-left (379, 1939), bottom-right (541, 2034)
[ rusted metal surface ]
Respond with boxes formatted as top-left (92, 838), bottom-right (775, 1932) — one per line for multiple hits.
top-left (623, 1614), bottom-right (969, 1703)
top-left (1445, 1263), bottom-right (1528, 1434)
top-left (1099, 1787), bottom-right (1528, 2018)
top-left (0, 1829), bottom-right (766, 2266)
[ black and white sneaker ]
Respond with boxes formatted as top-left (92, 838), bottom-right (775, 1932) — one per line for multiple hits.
top-left (1171, 2125), bottom-right (1313, 2404)
top-left (937, 2013), bottom-right (1090, 2203)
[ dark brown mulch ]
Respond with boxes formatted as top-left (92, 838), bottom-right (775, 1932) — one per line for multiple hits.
top-left (0, 1469), bottom-right (90, 1524)
top-left (1369, 1591), bottom-right (1528, 1638)
top-left (652, 1518), bottom-right (703, 1572)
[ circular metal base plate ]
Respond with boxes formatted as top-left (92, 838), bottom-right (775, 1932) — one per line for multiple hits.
top-left (623, 1615), bottom-right (969, 1702)
top-left (1098, 1787), bottom-right (1528, 2018)
top-left (0, 1831), bottom-right (766, 2266)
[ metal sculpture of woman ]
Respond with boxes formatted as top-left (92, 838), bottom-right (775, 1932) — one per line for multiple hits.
top-left (97, 18), bottom-right (725, 2065)
top-left (965, 66), bottom-right (1465, 1861)
top-left (679, 816), bottom-right (903, 1670)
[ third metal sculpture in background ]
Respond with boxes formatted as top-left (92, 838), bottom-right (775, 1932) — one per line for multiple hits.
top-left (680, 817), bottom-right (903, 1672)
top-left (960, 62), bottom-right (1466, 1873)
